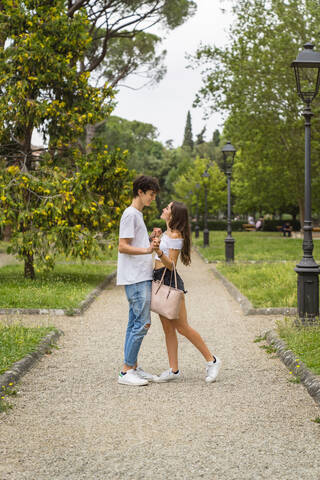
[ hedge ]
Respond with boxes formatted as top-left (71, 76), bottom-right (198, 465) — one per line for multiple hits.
top-left (147, 218), bottom-right (301, 232)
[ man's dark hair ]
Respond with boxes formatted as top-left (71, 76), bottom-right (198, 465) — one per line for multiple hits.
top-left (133, 175), bottom-right (160, 197)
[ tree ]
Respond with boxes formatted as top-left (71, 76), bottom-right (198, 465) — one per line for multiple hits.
top-left (196, 126), bottom-right (206, 145)
top-left (68, 0), bottom-right (197, 84)
top-left (182, 110), bottom-right (194, 149)
top-left (96, 115), bottom-right (181, 211)
top-left (212, 129), bottom-right (220, 147)
top-left (174, 157), bottom-right (226, 216)
top-left (0, 0), bottom-right (131, 278)
top-left (75, 0), bottom-right (197, 149)
top-left (192, 0), bottom-right (320, 222)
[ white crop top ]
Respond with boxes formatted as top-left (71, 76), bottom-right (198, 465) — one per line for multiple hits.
top-left (154, 232), bottom-right (184, 261)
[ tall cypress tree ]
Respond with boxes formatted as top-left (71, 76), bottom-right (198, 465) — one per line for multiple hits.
top-left (182, 110), bottom-right (194, 149)
top-left (212, 129), bottom-right (220, 147)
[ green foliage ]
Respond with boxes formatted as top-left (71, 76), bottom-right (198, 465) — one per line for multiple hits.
top-left (78, 0), bottom-right (196, 87)
top-left (147, 218), bottom-right (167, 231)
top-left (97, 116), bottom-right (162, 173)
top-left (212, 129), bottom-right (221, 147)
top-left (192, 0), bottom-right (320, 220)
top-left (0, 1), bottom-right (132, 277)
top-left (95, 31), bottom-right (167, 88)
top-left (191, 220), bottom-right (245, 231)
top-left (182, 110), bottom-right (194, 149)
top-left (174, 156), bottom-right (227, 216)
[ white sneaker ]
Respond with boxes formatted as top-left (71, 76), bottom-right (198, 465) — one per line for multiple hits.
top-left (205, 356), bottom-right (221, 383)
top-left (118, 368), bottom-right (148, 386)
top-left (135, 366), bottom-right (157, 382)
top-left (154, 368), bottom-right (181, 383)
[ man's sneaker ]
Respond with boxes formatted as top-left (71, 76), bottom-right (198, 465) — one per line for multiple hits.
top-left (205, 356), bottom-right (221, 383)
top-left (154, 368), bottom-right (181, 383)
top-left (118, 368), bottom-right (148, 386)
top-left (135, 366), bottom-right (157, 382)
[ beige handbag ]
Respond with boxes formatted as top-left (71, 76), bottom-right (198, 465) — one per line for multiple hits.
top-left (151, 263), bottom-right (184, 320)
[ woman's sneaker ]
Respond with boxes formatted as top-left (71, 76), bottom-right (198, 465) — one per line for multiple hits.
top-left (205, 356), bottom-right (221, 383)
top-left (135, 366), bottom-right (157, 382)
top-left (118, 368), bottom-right (148, 386)
top-left (154, 368), bottom-right (181, 383)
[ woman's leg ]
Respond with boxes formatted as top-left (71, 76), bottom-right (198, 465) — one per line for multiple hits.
top-left (159, 315), bottom-right (179, 371)
top-left (171, 297), bottom-right (214, 362)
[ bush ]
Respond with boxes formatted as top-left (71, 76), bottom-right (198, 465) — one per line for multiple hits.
top-left (147, 218), bottom-right (166, 231)
top-left (191, 219), bottom-right (301, 232)
top-left (263, 219), bottom-right (301, 231)
top-left (191, 220), bottom-right (244, 231)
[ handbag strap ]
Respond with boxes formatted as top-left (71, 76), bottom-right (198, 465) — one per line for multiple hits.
top-left (169, 262), bottom-right (178, 289)
top-left (155, 263), bottom-right (178, 295)
top-left (155, 267), bottom-right (168, 294)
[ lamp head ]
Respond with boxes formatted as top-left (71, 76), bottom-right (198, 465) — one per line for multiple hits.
top-left (291, 43), bottom-right (320, 103)
top-left (221, 141), bottom-right (236, 174)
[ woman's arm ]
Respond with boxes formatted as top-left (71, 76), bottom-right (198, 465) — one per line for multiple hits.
top-left (155, 247), bottom-right (180, 270)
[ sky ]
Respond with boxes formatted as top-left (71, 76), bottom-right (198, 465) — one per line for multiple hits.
top-left (114, 0), bottom-right (234, 147)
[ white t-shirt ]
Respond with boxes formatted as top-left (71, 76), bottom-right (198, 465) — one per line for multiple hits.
top-left (116, 206), bottom-right (153, 285)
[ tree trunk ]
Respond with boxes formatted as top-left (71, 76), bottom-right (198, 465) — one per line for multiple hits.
top-left (298, 198), bottom-right (304, 230)
top-left (24, 253), bottom-right (35, 279)
top-left (3, 224), bottom-right (12, 241)
top-left (85, 120), bottom-right (107, 153)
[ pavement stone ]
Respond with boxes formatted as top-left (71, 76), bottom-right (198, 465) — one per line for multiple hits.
top-left (0, 251), bottom-right (320, 479)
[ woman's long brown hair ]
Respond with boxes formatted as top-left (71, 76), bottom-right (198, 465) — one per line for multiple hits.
top-left (169, 201), bottom-right (191, 266)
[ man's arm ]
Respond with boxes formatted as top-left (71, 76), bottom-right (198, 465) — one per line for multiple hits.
top-left (118, 237), bottom-right (157, 255)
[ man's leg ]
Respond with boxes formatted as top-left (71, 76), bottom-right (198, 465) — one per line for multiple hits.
top-left (124, 287), bottom-right (136, 365)
top-left (123, 280), bottom-right (151, 371)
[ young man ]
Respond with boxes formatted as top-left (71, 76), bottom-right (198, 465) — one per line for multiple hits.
top-left (117, 175), bottom-right (160, 386)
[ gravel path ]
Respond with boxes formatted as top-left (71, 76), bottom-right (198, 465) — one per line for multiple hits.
top-left (1, 251), bottom-right (320, 479)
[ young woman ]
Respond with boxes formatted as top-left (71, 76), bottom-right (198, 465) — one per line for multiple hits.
top-left (153, 201), bottom-right (221, 383)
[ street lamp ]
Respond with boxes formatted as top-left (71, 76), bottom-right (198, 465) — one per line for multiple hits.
top-left (221, 141), bottom-right (236, 262)
top-left (202, 169), bottom-right (210, 247)
top-left (195, 182), bottom-right (200, 238)
top-left (291, 42), bottom-right (320, 320)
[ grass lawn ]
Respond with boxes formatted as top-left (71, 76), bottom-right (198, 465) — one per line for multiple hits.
top-left (217, 262), bottom-right (297, 308)
top-left (0, 323), bottom-right (56, 375)
top-left (193, 231), bottom-right (320, 262)
top-left (277, 319), bottom-right (320, 376)
top-left (0, 262), bottom-right (116, 310)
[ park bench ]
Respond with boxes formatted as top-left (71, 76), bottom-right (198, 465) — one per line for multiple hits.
top-left (242, 223), bottom-right (256, 231)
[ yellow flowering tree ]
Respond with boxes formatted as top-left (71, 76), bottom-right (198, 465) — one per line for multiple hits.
top-left (0, 0), bottom-right (131, 278)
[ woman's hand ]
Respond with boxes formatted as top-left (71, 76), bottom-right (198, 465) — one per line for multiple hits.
top-left (148, 238), bottom-right (160, 253)
top-left (149, 227), bottom-right (162, 240)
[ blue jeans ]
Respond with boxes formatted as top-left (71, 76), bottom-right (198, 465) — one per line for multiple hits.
top-left (124, 280), bottom-right (152, 367)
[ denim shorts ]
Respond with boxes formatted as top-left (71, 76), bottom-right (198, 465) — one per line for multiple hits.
top-left (153, 267), bottom-right (186, 293)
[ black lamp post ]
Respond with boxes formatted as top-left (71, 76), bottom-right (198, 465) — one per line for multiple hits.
top-left (195, 182), bottom-right (200, 238)
top-left (221, 141), bottom-right (236, 262)
top-left (202, 170), bottom-right (210, 247)
top-left (291, 42), bottom-right (320, 320)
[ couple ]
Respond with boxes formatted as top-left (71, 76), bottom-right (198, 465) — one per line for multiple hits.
top-left (116, 175), bottom-right (221, 386)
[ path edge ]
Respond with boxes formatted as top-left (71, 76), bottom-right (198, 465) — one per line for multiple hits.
top-left (0, 329), bottom-right (64, 391)
top-left (264, 329), bottom-right (320, 406)
top-left (0, 271), bottom-right (116, 317)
